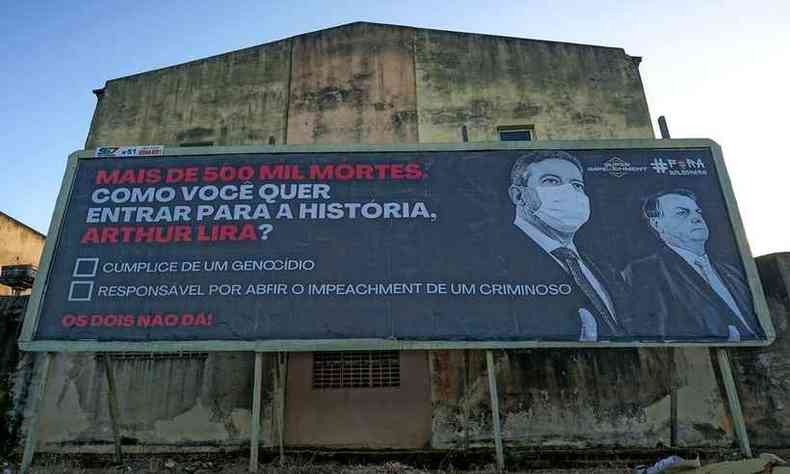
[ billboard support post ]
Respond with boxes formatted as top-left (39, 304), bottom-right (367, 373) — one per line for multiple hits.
top-left (486, 351), bottom-right (504, 472)
top-left (277, 353), bottom-right (288, 466)
top-left (249, 352), bottom-right (263, 473)
top-left (463, 349), bottom-right (471, 450)
top-left (20, 352), bottom-right (53, 474)
top-left (669, 349), bottom-right (679, 446)
top-left (101, 355), bottom-right (123, 464)
top-left (715, 348), bottom-right (752, 457)
top-left (657, 115), bottom-right (679, 448)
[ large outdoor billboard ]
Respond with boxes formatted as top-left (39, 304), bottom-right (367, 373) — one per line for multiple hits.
top-left (19, 140), bottom-right (774, 351)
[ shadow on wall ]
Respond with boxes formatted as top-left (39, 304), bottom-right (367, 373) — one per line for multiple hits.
top-left (0, 296), bottom-right (27, 455)
top-left (731, 252), bottom-right (790, 447)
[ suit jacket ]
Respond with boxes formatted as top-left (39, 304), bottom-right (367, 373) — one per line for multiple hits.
top-left (621, 245), bottom-right (763, 341)
top-left (489, 226), bottom-right (632, 341)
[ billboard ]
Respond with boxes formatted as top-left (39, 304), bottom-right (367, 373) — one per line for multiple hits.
top-left (19, 140), bottom-right (774, 351)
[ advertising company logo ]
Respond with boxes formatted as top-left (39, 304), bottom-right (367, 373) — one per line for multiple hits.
top-left (586, 157), bottom-right (647, 178)
top-left (95, 145), bottom-right (164, 158)
top-left (604, 157), bottom-right (629, 178)
top-left (650, 157), bottom-right (707, 176)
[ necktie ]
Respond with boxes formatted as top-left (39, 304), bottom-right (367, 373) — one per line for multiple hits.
top-left (693, 259), bottom-right (712, 285)
top-left (694, 258), bottom-right (752, 339)
top-left (551, 247), bottom-right (619, 335)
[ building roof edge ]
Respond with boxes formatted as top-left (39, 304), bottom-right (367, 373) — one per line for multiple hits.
top-left (101, 21), bottom-right (636, 84)
top-left (0, 211), bottom-right (46, 239)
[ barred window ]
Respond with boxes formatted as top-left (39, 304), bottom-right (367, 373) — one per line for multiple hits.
top-left (498, 125), bottom-right (534, 141)
top-left (312, 351), bottom-right (400, 389)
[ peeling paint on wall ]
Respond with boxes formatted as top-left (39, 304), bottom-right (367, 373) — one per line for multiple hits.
top-left (286, 23), bottom-right (419, 145)
top-left (35, 353), bottom-right (273, 448)
top-left (86, 42), bottom-right (292, 149)
top-left (413, 29), bottom-right (654, 143)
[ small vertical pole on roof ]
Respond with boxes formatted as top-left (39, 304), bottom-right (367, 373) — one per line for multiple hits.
top-left (102, 355), bottom-right (123, 464)
top-left (461, 125), bottom-right (469, 143)
top-left (658, 115), bottom-right (671, 140)
top-left (716, 348), bottom-right (752, 457)
top-left (658, 115), bottom-right (679, 447)
top-left (485, 350), bottom-right (504, 472)
top-left (249, 352), bottom-right (263, 473)
top-left (20, 352), bottom-right (54, 474)
top-left (278, 352), bottom-right (288, 466)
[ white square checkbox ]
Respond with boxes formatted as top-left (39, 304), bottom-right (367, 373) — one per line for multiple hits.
top-left (68, 281), bottom-right (94, 302)
top-left (73, 258), bottom-right (99, 277)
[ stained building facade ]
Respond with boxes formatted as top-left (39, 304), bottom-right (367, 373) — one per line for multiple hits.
top-left (0, 212), bottom-right (45, 296)
top-left (23, 22), bottom-right (790, 453)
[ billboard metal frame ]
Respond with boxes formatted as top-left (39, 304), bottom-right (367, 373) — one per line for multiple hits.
top-left (18, 138), bottom-right (776, 352)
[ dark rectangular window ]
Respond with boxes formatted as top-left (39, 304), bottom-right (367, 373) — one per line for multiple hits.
top-left (312, 351), bottom-right (400, 389)
top-left (498, 126), bottom-right (534, 142)
top-left (103, 352), bottom-right (208, 361)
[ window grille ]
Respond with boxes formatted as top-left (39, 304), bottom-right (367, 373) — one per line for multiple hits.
top-left (312, 351), bottom-right (400, 389)
top-left (498, 126), bottom-right (534, 141)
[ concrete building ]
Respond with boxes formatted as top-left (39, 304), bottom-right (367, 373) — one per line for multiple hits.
top-left (0, 212), bottom-right (43, 452)
top-left (22, 22), bottom-right (790, 454)
top-left (0, 212), bottom-right (45, 296)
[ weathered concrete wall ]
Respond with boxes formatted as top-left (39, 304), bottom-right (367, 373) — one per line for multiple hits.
top-left (429, 347), bottom-right (733, 449)
top-left (414, 30), bottom-right (654, 142)
top-left (731, 253), bottom-right (790, 447)
top-left (85, 41), bottom-right (292, 149)
top-left (34, 352), bottom-right (278, 450)
top-left (0, 212), bottom-right (45, 296)
top-left (286, 23), bottom-right (419, 145)
top-left (86, 22), bottom-right (652, 149)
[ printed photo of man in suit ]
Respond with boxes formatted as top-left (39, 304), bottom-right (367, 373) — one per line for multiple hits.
top-left (622, 189), bottom-right (762, 341)
top-left (503, 150), bottom-right (630, 341)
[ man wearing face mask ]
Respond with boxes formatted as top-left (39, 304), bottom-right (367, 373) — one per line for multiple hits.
top-left (502, 150), bottom-right (630, 341)
top-left (622, 190), bottom-right (762, 341)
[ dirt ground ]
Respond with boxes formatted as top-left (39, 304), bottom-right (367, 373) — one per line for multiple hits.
top-left (4, 453), bottom-right (634, 473)
top-left (22, 461), bottom-right (630, 474)
top-left (8, 448), bottom-right (785, 473)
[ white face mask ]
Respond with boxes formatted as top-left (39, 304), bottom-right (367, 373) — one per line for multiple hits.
top-left (532, 183), bottom-right (590, 233)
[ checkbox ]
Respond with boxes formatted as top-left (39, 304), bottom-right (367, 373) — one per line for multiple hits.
top-left (68, 281), bottom-right (94, 302)
top-left (73, 258), bottom-right (99, 277)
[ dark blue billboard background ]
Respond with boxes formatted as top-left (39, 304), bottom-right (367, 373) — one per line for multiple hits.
top-left (33, 148), bottom-right (766, 343)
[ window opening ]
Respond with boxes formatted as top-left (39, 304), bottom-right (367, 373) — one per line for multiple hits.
top-left (498, 126), bottom-right (534, 141)
top-left (313, 351), bottom-right (400, 389)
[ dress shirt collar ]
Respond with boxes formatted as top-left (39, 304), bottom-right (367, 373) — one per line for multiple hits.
top-left (514, 214), bottom-right (578, 255)
top-left (666, 243), bottom-right (709, 267)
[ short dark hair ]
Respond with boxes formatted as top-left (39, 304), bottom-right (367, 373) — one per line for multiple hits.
top-left (510, 150), bottom-right (584, 187)
top-left (642, 189), bottom-right (699, 221)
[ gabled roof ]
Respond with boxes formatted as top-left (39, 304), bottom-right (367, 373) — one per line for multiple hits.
top-left (0, 211), bottom-right (46, 238)
top-left (101, 21), bottom-right (633, 85)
